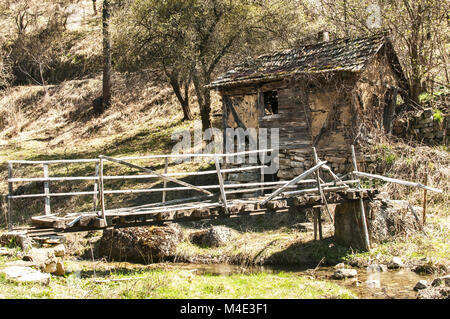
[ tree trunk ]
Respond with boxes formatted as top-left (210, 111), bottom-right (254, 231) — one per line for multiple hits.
top-left (169, 75), bottom-right (193, 121)
top-left (193, 72), bottom-right (212, 132)
top-left (102, 0), bottom-right (112, 111)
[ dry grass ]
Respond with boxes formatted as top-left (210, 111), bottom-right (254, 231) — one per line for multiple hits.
top-left (362, 141), bottom-right (449, 212)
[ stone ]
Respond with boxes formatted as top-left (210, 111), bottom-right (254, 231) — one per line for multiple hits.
top-left (53, 244), bottom-right (66, 257)
top-left (0, 247), bottom-right (14, 256)
top-left (293, 167), bottom-right (304, 175)
top-left (293, 156), bottom-right (305, 162)
top-left (414, 280), bottom-right (429, 291)
top-left (367, 264), bottom-right (387, 272)
top-left (290, 223), bottom-right (314, 232)
top-left (1, 266), bottom-right (50, 285)
top-left (190, 226), bottom-right (234, 248)
top-left (0, 232), bottom-right (33, 251)
top-left (55, 259), bottom-right (65, 276)
top-left (334, 263), bottom-right (345, 269)
top-left (417, 286), bottom-right (450, 299)
top-left (332, 268), bottom-right (358, 279)
top-left (43, 260), bottom-right (57, 274)
top-left (431, 275), bottom-right (450, 287)
top-left (365, 279), bottom-right (381, 288)
top-left (388, 257), bottom-right (404, 269)
top-left (96, 224), bottom-right (183, 263)
top-left (290, 161), bottom-right (304, 168)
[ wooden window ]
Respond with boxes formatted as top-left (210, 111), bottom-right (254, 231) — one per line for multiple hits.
top-left (263, 90), bottom-right (278, 115)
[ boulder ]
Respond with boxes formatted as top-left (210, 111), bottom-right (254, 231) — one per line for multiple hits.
top-left (1, 266), bottom-right (50, 285)
top-left (367, 264), bottom-right (388, 272)
top-left (332, 268), bottom-right (358, 279)
top-left (417, 286), bottom-right (450, 299)
top-left (43, 260), bottom-right (57, 274)
top-left (0, 232), bottom-right (33, 251)
top-left (53, 244), bottom-right (66, 257)
top-left (388, 257), bottom-right (404, 269)
top-left (334, 263), bottom-right (345, 269)
top-left (96, 224), bottom-right (183, 263)
top-left (189, 226), bottom-right (234, 247)
top-left (414, 280), bottom-right (429, 291)
top-left (431, 275), bottom-right (450, 287)
top-left (291, 223), bottom-right (314, 232)
top-left (0, 247), bottom-right (14, 256)
top-left (55, 259), bottom-right (65, 276)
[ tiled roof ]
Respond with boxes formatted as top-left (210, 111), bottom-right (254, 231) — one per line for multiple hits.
top-left (208, 33), bottom-right (391, 88)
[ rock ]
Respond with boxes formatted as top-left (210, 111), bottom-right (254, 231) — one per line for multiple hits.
top-left (55, 259), bottom-right (65, 276)
top-left (291, 223), bottom-right (314, 232)
top-left (388, 257), bottom-right (404, 269)
top-left (0, 247), bottom-right (14, 256)
top-left (367, 264), bottom-right (387, 272)
top-left (43, 260), bottom-right (57, 274)
top-left (414, 280), bottom-right (429, 291)
top-left (0, 232), bottom-right (33, 251)
top-left (96, 224), bottom-right (183, 263)
top-left (53, 244), bottom-right (66, 257)
top-left (332, 268), bottom-right (358, 279)
top-left (417, 286), bottom-right (450, 299)
top-left (431, 275), bottom-right (450, 287)
top-left (33, 235), bottom-right (66, 246)
top-left (190, 226), bottom-right (234, 247)
top-left (334, 263), bottom-right (345, 269)
top-left (1, 266), bottom-right (50, 285)
top-left (21, 248), bottom-right (55, 265)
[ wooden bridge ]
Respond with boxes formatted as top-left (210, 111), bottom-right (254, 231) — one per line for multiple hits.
top-left (6, 146), bottom-right (442, 249)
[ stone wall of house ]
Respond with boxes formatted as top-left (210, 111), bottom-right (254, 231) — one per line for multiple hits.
top-left (393, 108), bottom-right (449, 145)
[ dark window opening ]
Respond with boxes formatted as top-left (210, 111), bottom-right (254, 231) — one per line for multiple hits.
top-left (264, 90), bottom-right (278, 115)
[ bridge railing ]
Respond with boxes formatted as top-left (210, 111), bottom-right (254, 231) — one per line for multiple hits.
top-left (7, 149), bottom-right (309, 230)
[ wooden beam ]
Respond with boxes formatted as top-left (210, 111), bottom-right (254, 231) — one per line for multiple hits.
top-left (214, 155), bottom-right (228, 214)
top-left (312, 147), bottom-right (333, 224)
top-left (99, 155), bottom-right (213, 196)
top-left (162, 157), bottom-right (169, 203)
top-left (43, 164), bottom-right (51, 215)
top-left (260, 161), bottom-right (327, 205)
top-left (353, 171), bottom-right (442, 193)
top-left (7, 163), bottom-right (13, 231)
top-left (99, 158), bottom-right (106, 224)
top-left (93, 162), bottom-right (99, 212)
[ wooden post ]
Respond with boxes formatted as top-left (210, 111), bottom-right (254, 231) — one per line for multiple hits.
top-left (351, 145), bottom-right (371, 250)
top-left (260, 152), bottom-right (265, 196)
top-left (162, 157), bottom-right (169, 203)
top-left (312, 147), bottom-right (334, 224)
top-left (423, 172), bottom-right (428, 225)
top-left (317, 207), bottom-right (323, 240)
top-left (43, 164), bottom-right (51, 215)
top-left (93, 162), bottom-right (99, 212)
top-left (99, 158), bottom-right (106, 224)
top-left (7, 163), bottom-right (13, 231)
top-left (313, 208), bottom-right (318, 241)
top-left (214, 155), bottom-right (228, 214)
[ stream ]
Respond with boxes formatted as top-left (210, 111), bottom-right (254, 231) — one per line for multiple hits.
top-left (68, 261), bottom-right (433, 299)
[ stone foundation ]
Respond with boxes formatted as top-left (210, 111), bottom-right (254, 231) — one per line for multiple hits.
top-left (334, 197), bottom-right (422, 249)
top-left (393, 107), bottom-right (449, 145)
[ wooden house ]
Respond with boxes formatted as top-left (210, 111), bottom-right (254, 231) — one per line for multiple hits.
top-left (208, 33), bottom-right (408, 182)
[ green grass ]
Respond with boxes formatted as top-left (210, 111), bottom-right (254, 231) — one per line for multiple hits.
top-left (342, 215), bottom-right (450, 269)
top-left (0, 266), bottom-right (356, 299)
